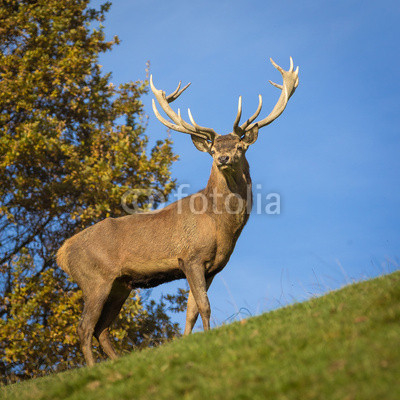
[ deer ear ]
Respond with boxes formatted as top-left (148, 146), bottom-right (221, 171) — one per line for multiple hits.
top-left (191, 135), bottom-right (212, 152)
top-left (242, 125), bottom-right (258, 145)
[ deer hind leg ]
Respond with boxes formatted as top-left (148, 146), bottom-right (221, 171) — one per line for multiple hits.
top-left (184, 276), bottom-right (214, 335)
top-left (77, 281), bottom-right (113, 367)
top-left (179, 259), bottom-right (211, 332)
top-left (94, 280), bottom-right (131, 360)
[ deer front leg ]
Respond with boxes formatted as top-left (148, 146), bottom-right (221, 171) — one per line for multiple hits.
top-left (184, 276), bottom-right (214, 335)
top-left (179, 259), bottom-right (211, 331)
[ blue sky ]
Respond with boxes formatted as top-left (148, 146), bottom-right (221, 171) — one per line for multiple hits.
top-left (94, 0), bottom-right (400, 328)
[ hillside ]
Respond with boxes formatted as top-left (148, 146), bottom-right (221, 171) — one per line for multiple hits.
top-left (2, 271), bottom-right (400, 400)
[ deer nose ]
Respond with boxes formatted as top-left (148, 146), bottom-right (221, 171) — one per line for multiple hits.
top-left (218, 155), bottom-right (230, 165)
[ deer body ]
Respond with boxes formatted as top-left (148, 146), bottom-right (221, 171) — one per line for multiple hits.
top-left (60, 153), bottom-right (251, 285)
top-left (57, 57), bottom-right (299, 366)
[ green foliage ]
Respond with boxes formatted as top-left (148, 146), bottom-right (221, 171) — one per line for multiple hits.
top-left (2, 272), bottom-right (400, 399)
top-left (0, 0), bottom-right (185, 384)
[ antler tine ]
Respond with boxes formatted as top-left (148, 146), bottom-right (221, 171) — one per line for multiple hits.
top-left (187, 109), bottom-right (217, 140)
top-left (177, 108), bottom-right (203, 135)
top-left (166, 81), bottom-right (192, 103)
top-left (270, 57), bottom-right (284, 74)
top-left (188, 108), bottom-right (199, 128)
top-left (244, 57), bottom-right (299, 132)
top-left (294, 66), bottom-right (300, 88)
top-left (151, 99), bottom-right (208, 140)
top-left (177, 108), bottom-right (217, 140)
top-left (240, 94), bottom-right (263, 131)
top-left (150, 75), bottom-right (182, 125)
top-left (269, 80), bottom-right (283, 90)
top-left (232, 96), bottom-right (242, 135)
top-left (150, 74), bottom-right (217, 141)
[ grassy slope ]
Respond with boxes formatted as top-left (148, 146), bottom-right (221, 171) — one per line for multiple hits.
top-left (2, 271), bottom-right (400, 400)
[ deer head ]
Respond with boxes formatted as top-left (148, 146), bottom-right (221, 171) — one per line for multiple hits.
top-left (150, 57), bottom-right (299, 171)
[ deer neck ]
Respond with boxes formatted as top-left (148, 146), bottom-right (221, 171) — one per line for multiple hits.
top-left (204, 157), bottom-right (252, 218)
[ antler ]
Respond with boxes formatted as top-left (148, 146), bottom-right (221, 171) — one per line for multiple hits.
top-left (233, 57), bottom-right (299, 137)
top-left (150, 75), bottom-right (217, 142)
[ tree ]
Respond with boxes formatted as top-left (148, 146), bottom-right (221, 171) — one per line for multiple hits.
top-left (0, 0), bottom-right (186, 383)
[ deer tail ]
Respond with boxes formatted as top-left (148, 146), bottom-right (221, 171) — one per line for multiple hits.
top-left (56, 240), bottom-right (71, 275)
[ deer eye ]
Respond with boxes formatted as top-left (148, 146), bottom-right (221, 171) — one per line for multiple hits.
top-left (210, 150), bottom-right (215, 155)
top-left (237, 145), bottom-right (243, 151)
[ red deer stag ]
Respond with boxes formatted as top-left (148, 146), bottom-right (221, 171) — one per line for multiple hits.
top-left (57, 57), bottom-right (299, 366)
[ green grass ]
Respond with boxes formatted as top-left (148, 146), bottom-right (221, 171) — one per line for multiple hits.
top-left (2, 271), bottom-right (400, 400)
